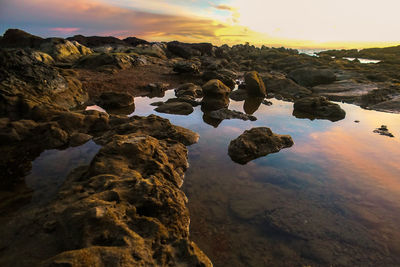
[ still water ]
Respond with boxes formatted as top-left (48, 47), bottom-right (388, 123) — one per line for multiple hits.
top-left (26, 89), bottom-right (400, 265)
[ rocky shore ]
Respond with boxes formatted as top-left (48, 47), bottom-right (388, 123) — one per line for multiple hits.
top-left (1, 28), bottom-right (399, 266)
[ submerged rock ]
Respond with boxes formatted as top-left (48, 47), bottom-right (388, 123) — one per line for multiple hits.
top-left (373, 125), bottom-right (394, 137)
top-left (293, 96), bottom-right (346, 122)
top-left (201, 79), bottom-right (231, 110)
top-left (155, 102), bottom-right (194, 115)
top-left (228, 127), bottom-right (294, 164)
top-left (244, 71), bottom-right (267, 97)
top-left (208, 108), bottom-right (256, 122)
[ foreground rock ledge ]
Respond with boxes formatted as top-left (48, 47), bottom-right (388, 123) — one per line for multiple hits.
top-left (228, 127), bottom-right (294, 164)
top-left (0, 114), bottom-right (211, 267)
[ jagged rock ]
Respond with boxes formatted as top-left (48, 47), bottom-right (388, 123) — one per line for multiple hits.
top-left (175, 83), bottom-right (203, 98)
top-left (208, 108), bottom-right (256, 121)
top-left (173, 61), bottom-right (199, 74)
top-left (293, 96), bottom-right (346, 122)
top-left (262, 72), bottom-right (312, 99)
top-left (155, 102), bottom-right (194, 115)
top-left (228, 127), bottom-right (294, 164)
top-left (97, 92), bottom-right (134, 109)
top-left (289, 67), bottom-right (336, 87)
top-left (167, 41), bottom-right (212, 58)
top-left (201, 79), bottom-right (231, 110)
top-left (244, 71), bottom-right (267, 96)
top-left (123, 36), bottom-right (149, 46)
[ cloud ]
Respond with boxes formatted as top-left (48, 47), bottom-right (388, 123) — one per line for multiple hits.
top-left (49, 27), bottom-right (80, 34)
top-left (212, 4), bottom-right (240, 23)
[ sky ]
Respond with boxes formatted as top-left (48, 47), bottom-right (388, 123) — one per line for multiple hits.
top-left (1, 0), bottom-right (400, 49)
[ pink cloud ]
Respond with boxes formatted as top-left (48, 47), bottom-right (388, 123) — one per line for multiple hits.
top-left (49, 27), bottom-right (80, 34)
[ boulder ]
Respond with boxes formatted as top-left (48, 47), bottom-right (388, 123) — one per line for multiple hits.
top-left (244, 71), bottom-right (267, 96)
top-left (155, 102), bottom-right (194, 115)
top-left (167, 41), bottom-right (212, 58)
top-left (144, 82), bottom-right (169, 97)
top-left (228, 127), bottom-right (294, 164)
top-left (173, 61), bottom-right (200, 74)
top-left (98, 92), bottom-right (134, 109)
top-left (74, 53), bottom-right (135, 69)
top-left (293, 96), bottom-right (346, 121)
top-left (262, 72), bottom-right (312, 99)
top-left (289, 67), bottom-right (336, 87)
top-left (201, 79), bottom-right (231, 110)
top-left (175, 83), bottom-right (203, 98)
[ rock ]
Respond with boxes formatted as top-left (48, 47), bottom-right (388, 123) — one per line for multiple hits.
top-left (98, 92), bottom-right (134, 109)
top-left (175, 83), bottom-right (203, 98)
top-left (74, 53), bottom-right (135, 69)
top-left (293, 96), bottom-right (346, 122)
top-left (155, 102), bottom-right (194, 115)
top-left (69, 132), bottom-right (92, 147)
top-left (150, 101), bottom-right (164, 106)
top-left (244, 71), bottom-right (267, 96)
top-left (228, 127), bottom-right (294, 164)
top-left (123, 36), bottom-right (149, 46)
top-left (230, 89), bottom-right (248, 101)
top-left (0, 29), bottom-right (44, 48)
top-left (31, 51), bottom-right (55, 65)
top-left (201, 79), bottom-right (231, 110)
top-left (373, 125), bottom-right (394, 137)
top-left (67, 35), bottom-right (127, 48)
top-left (167, 41), bottom-right (212, 58)
top-left (202, 69), bottom-right (237, 89)
top-left (39, 38), bottom-right (92, 62)
top-left (0, 49), bottom-right (87, 119)
top-left (144, 82), bottom-right (169, 97)
top-left (289, 67), bottom-right (336, 87)
top-left (165, 97), bottom-right (201, 107)
top-left (262, 72), bottom-right (312, 99)
top-left (208, 108), bottom-right (256, 121)
top-left (262, 100), bottom-right (273, 106)
top-left (173, 61), bottom-right (199, 74)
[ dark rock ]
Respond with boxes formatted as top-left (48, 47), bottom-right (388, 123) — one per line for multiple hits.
top-left (289, 68), bottom-right (336, 87)
top-left (173, 61), bottom-right (199, 74)
top-left (202, 69), bottom-right (237, 89)
top-left (262, 72), bottom-right (312, 99)
top-left (123, 36), bottom-right (149, 47)
top-left (167, 41), bottom-right (212, 58)
top-left (165, 97), bottom-right (201, 107)
top-left (373, 125), bottom-right (394, 137)
top-left (0, 29), bottom-right (44, 48)
top-left (150, 101), bottom-right (164, 106)
top-left (208, 108), bottom-right (256, 121)
top-left (155, 102), bottom-right (194, 115)
top-left (98, 92), bottom-right (134, 109)
top-left (67, 35), bottom-right (127, 48)
top-left (175, 83), bottom-right (203, 98)
top-left (201, 79), bottom-right (231, 110)
top-left (69, 132), bottom-right (92, 147)
top-left (228, 127), bottom-right (294, 164)
top-left (293, 96), bottom-right (346, 122)
top-left (244, 71), bottom-right (267, 96)
top-left (144, 82), bottom-right (169, 97)
top-left (230, 89), bottom-right (248, 101)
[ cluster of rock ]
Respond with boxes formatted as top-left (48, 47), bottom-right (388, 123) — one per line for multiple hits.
top-left (373, 125), bottom-right (395, 137)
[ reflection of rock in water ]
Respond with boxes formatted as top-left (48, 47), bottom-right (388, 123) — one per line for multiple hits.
top-left (107, 104), bottom-right (135, 115)
top-left (228, 127), bottom-right (294, 164)
top-left (243, 97), bottom-right (263, 115)
top-left (202, 112), bottom-right (223, 128)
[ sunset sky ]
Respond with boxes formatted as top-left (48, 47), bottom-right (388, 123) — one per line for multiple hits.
top-left (1, 0), bottom-right (400, 48)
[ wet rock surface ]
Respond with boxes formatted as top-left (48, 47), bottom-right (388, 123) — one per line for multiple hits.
top-left (228, 127), bottom-right (294, 164)
top-left (201, 79), bottom-right (231, 110)
top-left (244, 71), bottom-right (267, 96)
top-left (293, 96), bottom-right (346, 121)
